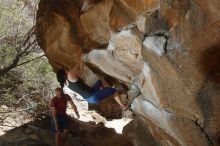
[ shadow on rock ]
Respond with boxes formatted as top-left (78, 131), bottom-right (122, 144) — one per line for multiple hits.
top-left (200, 43), bottom-right (220, 84)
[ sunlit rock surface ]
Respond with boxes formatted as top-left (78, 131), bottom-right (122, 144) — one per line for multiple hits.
top-left (80, 0), bottom-right (113, 44)
top-left (36, 0), bottom-right (220, 145)
top-left (83, 30), bottom-right (143, 83)
top-left (143, 35), bottom-right (166, 56)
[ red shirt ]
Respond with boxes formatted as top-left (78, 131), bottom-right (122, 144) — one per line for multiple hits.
top-left (50, 94), bottom-right (71, 116)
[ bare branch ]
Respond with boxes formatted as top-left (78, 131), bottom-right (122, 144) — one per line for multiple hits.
top-left (19, 39), bottom-right (37, 56)
top-left (17, 54), bottom-right (45, 67)
top-left (0, 55), bottom-right (20, 76)
top-left (0, 29), bottom-right (39, 76)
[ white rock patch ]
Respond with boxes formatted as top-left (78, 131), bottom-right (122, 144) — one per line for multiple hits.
top-left (143, 36), bottom-right (166, 56)
top-left (131, 97), bottom-right (171, 128)
top-left (133, 62), bottom-right (160, 105)
top-left (84, 29), bottom-right (143, 83)
top-left (105, 118), bottom-right (132, 134)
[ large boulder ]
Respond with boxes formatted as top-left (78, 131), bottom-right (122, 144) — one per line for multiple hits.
top-left (110, 0), bottom-right (160, 31)
top-left (36, 0), bottom-right (220, 145)
top-left (80, 0), bottom-right (113, 45)
top-left (83, 30), bottom-right (143, 83)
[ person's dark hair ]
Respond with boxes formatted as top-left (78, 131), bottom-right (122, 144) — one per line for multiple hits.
top-left (57, 69), bottom-right (67, 89)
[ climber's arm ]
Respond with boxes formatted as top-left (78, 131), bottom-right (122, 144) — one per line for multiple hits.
top-left (114, 93), bottom-right (129, 111)
top-left (78, 59), bottom-right (84, 76)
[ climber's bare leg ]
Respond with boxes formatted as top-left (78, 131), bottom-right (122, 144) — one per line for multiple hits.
top-left (113, 92), bottom-right (129, 110)
top-left (62, 129), bottom-right (69, 146)
top-left (55, 131), bottom-right (61, 146)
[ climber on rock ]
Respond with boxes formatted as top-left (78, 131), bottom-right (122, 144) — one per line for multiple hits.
top-left (50, 87), bottom-right (80, 146)
top-left (57, 59), bottom-right (129, 111)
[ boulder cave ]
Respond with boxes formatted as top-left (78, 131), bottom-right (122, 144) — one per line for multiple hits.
top-left (35, 0), bottom-right (220, 146)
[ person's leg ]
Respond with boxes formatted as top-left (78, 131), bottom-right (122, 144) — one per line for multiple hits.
top-left (62, 129), bottom-right (69, 146)
top-left (93, 87), bottom-right (116, 102)
top-left (92, 80), bottom-right (103, 90)
top-left (86, 88), bottom-right (128, 110)
top-left (85, 87), bottom-right (116, 103)
top-left (95, 88), bottom-right (128, 110)
top-left (51, 117), bottom-right (61, 146)
top-left (55, 132), bottom-right (61, 146)
top-left (60, 116), bottom-right (69, 146)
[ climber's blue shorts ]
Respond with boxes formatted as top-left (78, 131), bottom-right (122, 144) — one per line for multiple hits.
top-left (51, 115), bottom-right (69, 133)
top-left (85, 80), bottom-right (116, 104)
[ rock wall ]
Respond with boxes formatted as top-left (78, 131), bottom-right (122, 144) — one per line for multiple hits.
top-left (36, 0), bottom-right (220, 145)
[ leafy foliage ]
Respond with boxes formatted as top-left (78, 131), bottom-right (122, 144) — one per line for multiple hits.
top-left (0, 0), bottom-right (58, 114)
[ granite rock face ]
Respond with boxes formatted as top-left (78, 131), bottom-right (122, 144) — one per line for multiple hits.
top-left (36, 0), bottom-right (220, 145)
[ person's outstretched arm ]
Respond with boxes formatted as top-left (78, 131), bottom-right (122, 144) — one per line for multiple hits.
top-left (114, 93), bottom-right (129, 111)
top-left (78, 59), bottom-right (84, 76)
top-left (68, 99), bottom-right (80, 119)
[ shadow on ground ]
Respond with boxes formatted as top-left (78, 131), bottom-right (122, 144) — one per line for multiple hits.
top-left (0, 114), bottom-right (133, 146)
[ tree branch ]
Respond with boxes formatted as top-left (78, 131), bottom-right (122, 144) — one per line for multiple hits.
top-left (0, 55), bottom-right (20, 76)
top-left (17, 54), bottom-right (45, 67)
top-left (0, 25), bottom-right (40, 76)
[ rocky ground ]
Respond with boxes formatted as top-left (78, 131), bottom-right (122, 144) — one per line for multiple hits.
top-left (0, 105), bottom-right (133, 146)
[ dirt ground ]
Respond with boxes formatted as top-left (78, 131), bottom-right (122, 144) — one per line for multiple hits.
top-left (0, 105), bottom-right (133, 146)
